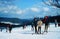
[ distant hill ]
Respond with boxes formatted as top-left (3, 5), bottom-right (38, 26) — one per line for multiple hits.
top-left (0, 15), bottom-right (60, 26)
top-left (0, 17), bottom-right (32, 25)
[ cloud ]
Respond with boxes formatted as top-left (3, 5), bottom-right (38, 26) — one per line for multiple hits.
top-left (19, 7), bottom-right (41, 14)
top-left (30, 7), bottom-right (40, 12)
top-left (0, 5), bottom-right (24, 14)
top-left (52, 6), bottom-right (57, 9)
top-left (0, 0), bottom-right (58, 18)
top-left (7, 5), bottom-right (18, 10)
top-left (16, 10), bottom-right (23, 14)
top-left (0, 1), bottom-right (48, 15)
top-left (0, 0), bottom-right (15, 6)
top-left (3, 10), bottom-right (8, 13)
top-left (43, 7), bottom-right (49, 11)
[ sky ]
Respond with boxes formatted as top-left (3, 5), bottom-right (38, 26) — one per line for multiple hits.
top-left (0, 0), bottom-right (60, 19)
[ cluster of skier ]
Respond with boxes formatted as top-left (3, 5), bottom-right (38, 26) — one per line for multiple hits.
top-left (0, 16), bottom-right (58, 34)
top-left (0, 24), bottom-right (12, 33)
top-left (31, 16), bottom-right (58, 34)
top-left (31, 16), bottom-right (50, 34)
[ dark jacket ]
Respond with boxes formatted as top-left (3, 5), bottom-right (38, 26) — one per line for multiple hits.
top-left (45, 18), bottom-right (49, 25)
top-left (33, 18), bottom-right (37, 26)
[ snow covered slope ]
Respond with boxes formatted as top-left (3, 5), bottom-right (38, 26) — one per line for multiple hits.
top-left (0, 24), bottom-right (60, 39)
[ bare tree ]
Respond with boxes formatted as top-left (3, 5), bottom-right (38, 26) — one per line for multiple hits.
top-left (42, 0), bottom-right (60, 8)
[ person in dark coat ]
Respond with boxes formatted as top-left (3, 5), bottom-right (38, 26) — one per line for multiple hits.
top-left (33, 17), bottom-right (38, 33)
top-left (44, 16), bottom-right (49, 33)
top-left (55, 19), bottom-right (57, 27)
top-left (8, 25), bottom-right (12, 33)
top-left (0, 27), bottom-right (3, 32)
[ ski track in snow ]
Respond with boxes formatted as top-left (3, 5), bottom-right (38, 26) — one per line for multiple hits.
top-left (0, 24), bottom-right (60, 39)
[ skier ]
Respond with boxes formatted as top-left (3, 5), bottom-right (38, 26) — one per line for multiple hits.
top-left (55, 19), bottom-right (57, 27)
top-left (44, 16), bottom-right (49, 33)
top-left (0, 27), bottom-right (3, 32)
top-left (8, 25), bottom-right (12, 33)
top-left (37, 20), bottom-right (43, 34)
top-left (33, 17), bottom-right (38, 34)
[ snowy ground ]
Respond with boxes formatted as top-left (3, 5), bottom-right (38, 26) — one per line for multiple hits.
top-left (0, 24), bottom-right (60, 39)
